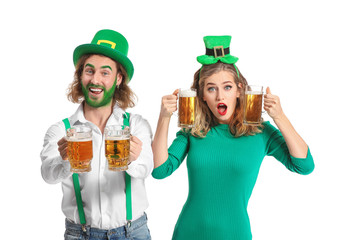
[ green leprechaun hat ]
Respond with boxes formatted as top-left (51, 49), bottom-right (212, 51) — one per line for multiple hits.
top-left (73, 29), bottom-right (134, 81)
top-left (197, 35), bottom-right (238, 65)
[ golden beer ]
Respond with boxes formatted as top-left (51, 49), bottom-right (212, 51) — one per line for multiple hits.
top-left (244, 90), bottom-right (263, 125)
top-left (178, 89), bottom-right (196, 128)
top-left (67, 140), bottom-right (93, 172)
top-left (104, 125), bottom-right (130, 171)
top-left (105, 138), bottom-right (130, 171)
top-left (66, 125), bottom-right (93, 173)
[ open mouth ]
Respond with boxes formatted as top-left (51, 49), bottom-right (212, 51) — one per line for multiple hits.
top-left (217, 103), bottom-right (227, 116)
top-left (89, 87), bottom-right (103, 95)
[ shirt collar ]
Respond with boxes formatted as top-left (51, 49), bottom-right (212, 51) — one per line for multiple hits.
top-left (69, 102), bottom-right (127, 126)
top-left (107, 104), bottom-right (126, 125)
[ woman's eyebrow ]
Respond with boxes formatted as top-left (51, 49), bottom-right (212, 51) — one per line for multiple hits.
top-left (222, 81), bottom-right (233, 85)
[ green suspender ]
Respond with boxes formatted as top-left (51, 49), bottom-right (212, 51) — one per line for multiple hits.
top-left (62, 118), bottom-right (87, 226)
top-left (123, 112), bottom-right (132, 222)
top-left (62, 112), bottom-right (132, 227)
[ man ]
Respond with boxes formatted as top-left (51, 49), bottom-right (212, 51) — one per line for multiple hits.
top-left (41, 29), bottom-right (153, 240)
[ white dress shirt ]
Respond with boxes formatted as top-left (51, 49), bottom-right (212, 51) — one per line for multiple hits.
top-left (41, 103), bottom-right (153, 229)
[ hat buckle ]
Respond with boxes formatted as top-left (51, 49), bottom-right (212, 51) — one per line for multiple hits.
top-left (213, 46), bottom-right (225, 58)
top-left (97, 40), bottom-right (116, 49)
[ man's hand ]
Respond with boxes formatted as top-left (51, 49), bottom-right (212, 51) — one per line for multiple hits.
top-left (57, 137), bottom-right (68, 160)
top-left (129, 136), bottom-right (143, 163)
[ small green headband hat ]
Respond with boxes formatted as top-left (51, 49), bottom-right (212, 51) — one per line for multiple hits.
top-left (197, 35), bottom-right (240, 77)
top-left (73, 29), bottom-right (134, 81)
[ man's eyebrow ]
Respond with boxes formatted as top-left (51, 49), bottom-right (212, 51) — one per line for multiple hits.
top-left (85, 63), bottom-right (95, 68)
top-left (101, 65), bottom-right (112, 71)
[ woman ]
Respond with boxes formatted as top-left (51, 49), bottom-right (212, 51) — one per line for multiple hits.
top-left (151, 35), bottom-right (314, 240)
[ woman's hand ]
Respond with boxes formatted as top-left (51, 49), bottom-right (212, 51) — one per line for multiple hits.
top-left (57, 137), bottom-right (68, 161)
top-left (160, 89), bottom-right (179, 118)
top-left (264, 87), bottom-right (309, 159)
top-left (264, 87), bottom-right (284, 120)
top-left (152, 89), bottom-right (179, 168)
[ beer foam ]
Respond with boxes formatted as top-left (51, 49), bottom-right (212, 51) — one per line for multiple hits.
top-left (180, 89), bottom-right (196, 97)
top-left (67, 137), bottom-right (92, 142)
top-left (105, 136), bottom-right (129, 140)
top-left (245, 91), bottom-right (263, 95)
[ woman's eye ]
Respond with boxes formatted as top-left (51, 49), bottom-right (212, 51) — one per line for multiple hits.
top-left (225, 85), bottom-right (232, 90)
top-left (208, 87), bottom-right (216, 92)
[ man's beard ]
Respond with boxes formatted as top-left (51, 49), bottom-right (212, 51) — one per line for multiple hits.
top-left (81, 79), bottom-right (117, 108)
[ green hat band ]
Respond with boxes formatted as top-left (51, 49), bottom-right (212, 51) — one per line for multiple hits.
top-left (205, 46), bottom-right (230, 58)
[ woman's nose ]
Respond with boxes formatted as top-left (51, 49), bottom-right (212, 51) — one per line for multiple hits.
top-left (217, 90), bottom-right (225, 101)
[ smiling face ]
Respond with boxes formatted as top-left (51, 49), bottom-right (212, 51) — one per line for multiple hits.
top-left (81, 55), bottom-right (122, 108)
top-left (203, 70), bottom-right (241, 124)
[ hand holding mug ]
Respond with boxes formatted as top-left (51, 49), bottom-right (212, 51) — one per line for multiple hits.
top-left (263, 87), bottom-right (284, 120)
top-left (129, 135), bottom-right (143, 163)
top-left (57, 137), bottom-right (68, 161)
top-left (160, 89), bottom-right (179, 118)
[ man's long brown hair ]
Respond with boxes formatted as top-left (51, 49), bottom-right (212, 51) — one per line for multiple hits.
top-left (67, 54), bottom-right (137, 110)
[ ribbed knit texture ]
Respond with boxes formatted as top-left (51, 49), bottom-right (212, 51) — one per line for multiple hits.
top-left (152, 121), bottom-right (314, 240)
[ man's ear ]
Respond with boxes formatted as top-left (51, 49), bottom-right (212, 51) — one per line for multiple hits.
top-left (116, 73), bottom-right (123, 86)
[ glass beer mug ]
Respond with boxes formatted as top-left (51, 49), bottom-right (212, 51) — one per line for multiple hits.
top-left (66, 125), bottom-right (93, 173)
top-left (178, 88), bottom-right (196, 128)
top-left (104, 125), bottom-right (130, 171)
top-left (243, 85), bottom-right (264, 125)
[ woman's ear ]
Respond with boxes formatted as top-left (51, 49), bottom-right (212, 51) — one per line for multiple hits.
top-left (237, 83), bottom-right (243, 98)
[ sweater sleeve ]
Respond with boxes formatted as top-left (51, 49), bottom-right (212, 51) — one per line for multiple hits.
top-left (263, 121), bottom-right (314, 175)
top-left (152, 130), bottom-right (189, 179)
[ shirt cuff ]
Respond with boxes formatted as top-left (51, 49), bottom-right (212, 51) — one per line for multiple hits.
top-left (58, 156), bottom-right (72, 179)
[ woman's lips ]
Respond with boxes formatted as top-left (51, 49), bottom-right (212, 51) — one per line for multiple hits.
top-left (217, 103), bottom-right (227, 116)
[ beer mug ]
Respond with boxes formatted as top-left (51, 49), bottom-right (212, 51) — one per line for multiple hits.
top-left (104, 125), bottom-right (130, 171)
top-left (66, 125), bottom-right (93, 173)
top-left (178, 88), bottom-right (196, 128)
top-left (243, 85), bottom-right (264, 125)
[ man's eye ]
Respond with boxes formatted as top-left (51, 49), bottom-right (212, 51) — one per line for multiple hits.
top-left (85, 69), bottom-right (93, 74)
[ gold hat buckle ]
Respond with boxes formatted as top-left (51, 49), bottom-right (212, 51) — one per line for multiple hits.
top-left (213, 46), bottom-right (225, 58)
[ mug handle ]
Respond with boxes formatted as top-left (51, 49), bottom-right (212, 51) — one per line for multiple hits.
top-left (262, 90), bottom-right (266, 114)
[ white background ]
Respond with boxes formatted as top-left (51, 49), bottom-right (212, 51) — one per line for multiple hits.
top-left (1, 0), bottom-right (336, 239)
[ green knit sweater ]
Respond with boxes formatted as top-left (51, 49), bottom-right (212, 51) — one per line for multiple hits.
top-left (152, 121), bottom-right (314, 240)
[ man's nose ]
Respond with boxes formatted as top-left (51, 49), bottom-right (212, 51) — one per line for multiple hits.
top-left (91, 73), bottom-right (101, 85)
